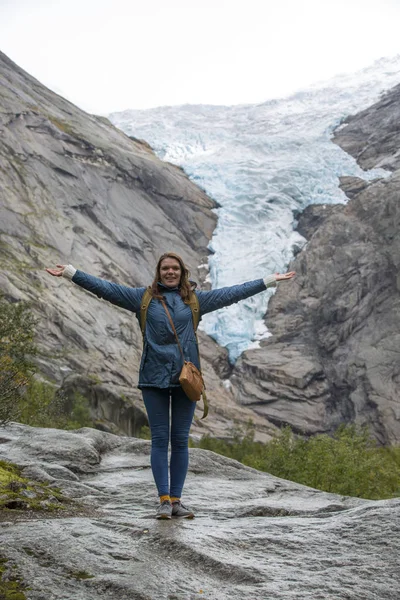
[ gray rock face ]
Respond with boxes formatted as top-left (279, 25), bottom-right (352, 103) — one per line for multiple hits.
top-left (1, 423), bottom-right (399, 599)
top-left (232, 85), bottom-right (400, 443)
top-left (2, 49), bottom-right (400, 445)
top-left (333, 83), bottom-right (400, 171)
top-left (0, 51), bottom-right (274, 439)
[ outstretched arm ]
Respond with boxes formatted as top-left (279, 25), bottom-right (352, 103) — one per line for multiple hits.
top-left (196, 272), bottom-right (295, 316)
top-left (46, 264), bottom-right (145, 313)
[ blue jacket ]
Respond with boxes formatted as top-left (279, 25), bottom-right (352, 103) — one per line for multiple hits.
top-left (72, 271), bottom-right (269, 389)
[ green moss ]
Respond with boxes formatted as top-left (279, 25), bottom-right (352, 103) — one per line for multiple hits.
top-left (0, 254), bottom-right (36, 273)
top-left (8, 155), bottom-right (28, 187)
top-left (47, 116), bottom-right (75, 136)
top-left (25, 239), bottom-right (49, 251)
top-left (0, 460), bottom-right (22, 479)
top-left (138, 425), bottom-right (151, 440)
top-left (0, 556), bottom-right (27, 599)
top-left (69, 570), bottom-right (95, 580)
top-left (0, 460), bottom-right (68, 511)
top-left (87, 373), bottom-right (102, 385)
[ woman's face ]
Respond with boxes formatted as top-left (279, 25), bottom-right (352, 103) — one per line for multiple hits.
top-left (159, 257), bottom-right (182, 288)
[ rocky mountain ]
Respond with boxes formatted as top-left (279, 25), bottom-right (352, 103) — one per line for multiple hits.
top-left (0, 51), bottom-right (276, 440)
top-left (1, 56), bottom-right (399, 599)
top-left (232, 84), bottom-right (400, 444)
top-left (1, 49), bottom-right (400, 445)
top-left (1, 423), bottom-right (399, 599)
top-left (109, 57), bottom-right (400, 365)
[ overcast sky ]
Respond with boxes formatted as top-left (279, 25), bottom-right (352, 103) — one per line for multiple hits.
top-left (1, 0), bottom-right (400, 114)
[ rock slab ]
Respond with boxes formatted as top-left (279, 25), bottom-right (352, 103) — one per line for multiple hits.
top-left (0, 423), bottom-right (399, 599)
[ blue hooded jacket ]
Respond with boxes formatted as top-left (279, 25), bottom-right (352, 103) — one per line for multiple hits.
top-left (71, 270), bottom-right (273, 389)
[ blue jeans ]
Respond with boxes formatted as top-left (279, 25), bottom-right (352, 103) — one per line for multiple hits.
top-left (142, 387), bottom-right (196, 498)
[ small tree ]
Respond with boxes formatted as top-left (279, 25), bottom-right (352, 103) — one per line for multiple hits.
top-left (0, 296), bottom-right (37, 424)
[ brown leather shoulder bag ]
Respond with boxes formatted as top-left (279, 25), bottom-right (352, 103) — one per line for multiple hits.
top-left (161, 298), bottom-right (208, 418)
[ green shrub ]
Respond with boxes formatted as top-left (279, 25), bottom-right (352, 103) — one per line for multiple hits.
top-left (0, 297), bottom-right (37, 424)
top-left (18, 379), bottom-right (59, 427)
top-left (19, 380), bottom-right (94, 430)
top-left (0, 296), bottom-right (94, 431)
top-left (193, 423), bottom-right (400, 500)
top-left (138, 425), bottom-right (151, 439)
top-left (64, 391), bottom-right (93, 430)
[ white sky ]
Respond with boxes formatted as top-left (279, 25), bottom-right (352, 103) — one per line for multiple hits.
top-left (1, 0), bottom-right (400, 114)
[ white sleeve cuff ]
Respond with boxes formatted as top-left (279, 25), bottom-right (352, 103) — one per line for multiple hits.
top-left (63, 264), bottom-right (77, 280)
top-left (263, 274), bottom-right (277, 288)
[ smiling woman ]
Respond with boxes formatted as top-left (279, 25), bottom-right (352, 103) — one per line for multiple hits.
top-left (150, 253), bottom-right (194, 303)
top-left (160, 257), bottom-right (181, 286)
top-left (45, 253), bottom-right (295, 519)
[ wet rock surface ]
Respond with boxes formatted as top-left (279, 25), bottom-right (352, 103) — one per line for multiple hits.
top-left (232, 85), bottom-right (400, 443)
top-left (0, 424), bottom-right (399, 599)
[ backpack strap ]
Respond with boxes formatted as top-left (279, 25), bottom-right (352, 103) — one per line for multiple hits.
top-left (187, 292), bottom-right (200, 331)
top-left (188, 292), bottom-right (208, 418)
top-left (140, 289), bottom-right (200, 335)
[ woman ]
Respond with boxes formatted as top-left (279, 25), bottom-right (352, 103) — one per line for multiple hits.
top-left (46, 253), bottom-right (295, 519)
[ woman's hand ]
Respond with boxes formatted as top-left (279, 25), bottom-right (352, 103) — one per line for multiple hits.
top-left (45, 264), bottom-right (66, 277)
top-left (275, 271), bottom-right (296, 282)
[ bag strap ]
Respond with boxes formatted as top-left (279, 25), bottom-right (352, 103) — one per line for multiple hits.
top-left (161, 298), bottom-right (208, 419)
top-left (141, 289), bottom-right (200, 335)
top-left (140, 288), bottom-right (153, 337)
top-left (191, 301), bottom-right (208, 418)
top-left (160, 298), bottom-right (185, 359)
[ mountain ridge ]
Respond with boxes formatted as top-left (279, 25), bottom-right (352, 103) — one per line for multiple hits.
top-left (0, 51), bottom-right (276, 440)
top-left (1, 51), bottom-right (400, 442)
top-left (232, 84), bottom-right (400, 443)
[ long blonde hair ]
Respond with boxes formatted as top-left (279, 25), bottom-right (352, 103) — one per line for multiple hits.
top-left (149, 252), bottom-right (196, 303)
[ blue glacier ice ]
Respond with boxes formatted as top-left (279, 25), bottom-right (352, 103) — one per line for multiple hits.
top-left (109, 56), bottom-right (400, 361)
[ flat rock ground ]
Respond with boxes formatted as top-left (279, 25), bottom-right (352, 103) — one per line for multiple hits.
top-left (0, 424), bottom-right (399, 600)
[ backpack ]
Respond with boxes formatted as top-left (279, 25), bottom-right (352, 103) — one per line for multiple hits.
top-left (139, 289), bottom-right (208, 418)
top-left (139, 288), bottom-right (200, 334)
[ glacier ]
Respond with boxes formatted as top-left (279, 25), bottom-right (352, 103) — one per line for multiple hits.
top-left (109, 56), bottom-right (400, 361)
